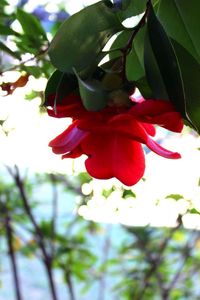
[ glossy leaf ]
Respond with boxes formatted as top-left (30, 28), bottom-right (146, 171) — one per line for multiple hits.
top-left (48, 0), bottom-right (124, 73)
top-left (74, 70), bottom-right (109, 111)
top-left (109, 30), bottom-right (132, 61)
top-left (146, 4), bottom-right (186, 118)
top-left (44, 70), bottom-right (78, 106)
top-left (16, 8), bottom-right (47, 40)
top-left (144, 27), bottom-right (168, 100)
top-left (117, 0), bottom-right (146, 20)
top-left (172, 40), bottom-right (200, 133)
top-left (126, 26), bottom-right (146, 82)
top-left (0, 24), bottom-right (20, 36)
top-left (134, 77), bottom-right (153, 99)
top-left (158, 0), bottom-right (200, 63)
top-left (0, 41), bottom-right (21, 59)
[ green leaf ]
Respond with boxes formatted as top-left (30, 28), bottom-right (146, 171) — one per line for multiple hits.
top-left (0, 0), bottom-right (8, 6)
top-left (172, 40), bottom-right (200, 133)
top-left (48, 0), bottom-right (124, 73)
top-left (0, 24), bottom-right (20, 36)
top-left (109, 30), bottom-right (132, 61)
top-left (134, 77), bottom-right (153, 99)
top-left (144, 27), bottom-right (168, 99)
top-left (118, 0), bottom-right (146, 20)
top-left (158, 0), bottom-right (200, 63)
top-left (74, 69), bottom-right (109, 111)
top-left (189, 208), bottom-right (200, 215)
top-left (146, 4), bottom-right (186, 118)
top-left (0, 41), bottom-right (21, 59)
top-left (23, 66), bottom-right (42, 78)
top-left (44, 70), bottom-right (78, 106)
top-left (126, 26), bottom-right (146, 82)
top-left (165, 194), bottom-right (183, 201)
top-left (16, 8), bottom-right (47, 41)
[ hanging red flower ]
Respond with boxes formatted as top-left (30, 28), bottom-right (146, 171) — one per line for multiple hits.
top-left (47, 94), bottom-right (183, 186)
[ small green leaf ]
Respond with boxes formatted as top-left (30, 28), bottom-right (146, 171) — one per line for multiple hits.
top-left (0, 41), bottom-right (21, 59)
top-left (23, 66), bottom-right (42, 78)
top-left (16, 8), bottom-right (47, 41)
top-left (166, 194), bottom-right (183, 201)
top-left (74, 69), bottom-right (109, 111)
top-left (109, 30), bottom-right (132, 61)
top-left (0, 24), bottom-right (20, 36)
top-left (189, 208), bottom-right (200, 215)
top-left (48, 0), bottom-right (123, 73)
top-left (44, 70), bottom-right (78, 106)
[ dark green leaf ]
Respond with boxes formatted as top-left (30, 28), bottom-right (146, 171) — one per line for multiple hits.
top-left (48, 0), bottom-right (124, 73)
top-left (0, 24), bottom-right (20, 36)
top-left (117, 0), bottom-right (146, 20)
top-left (0, 41), bottom-right (21, 59)
top-left (109, 30), bottom-right (132, 61)
top-left (44, 69), bottom-right (78, 106)
top-left (16, 8), bottom-right (47, 41)
top-left (126, 26), bottom-right (146, 81)
top-left (172, 40), bottom-right (200, 133)
top-left (134, 77), bottom-right (153, 98)
top-left (146, 4), bottom-right (186, 118)
top-left (144, 28), bottom-right (168, 99)
top-left (74, 69), bottom-right (109, 111)
top-left (0, 0), bottom-right (8, 6)
top-left (23, 66), bottom-right (42, 78)
top-left (15, 35), bottom-right (43, 54)
top-left (158, 0), bottom-right (200, 63)
top-left (122, 189), bottom-right (136, 199)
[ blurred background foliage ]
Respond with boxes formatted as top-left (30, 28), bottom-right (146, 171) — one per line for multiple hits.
top-left (0, 0), bottom-right (200, 300)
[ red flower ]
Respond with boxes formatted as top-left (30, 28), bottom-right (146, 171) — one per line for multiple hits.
top-left (48, 94), bottom-right (183, 186)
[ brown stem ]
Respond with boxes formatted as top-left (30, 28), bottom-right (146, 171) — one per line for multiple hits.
top-left (2, 197), bottom-right (23, 300)
top-left (49, 174), bottom-right (58, 257)
top-left (98, 225), bottom-right (111, 300)
top-left (0, 48), bottom-right (48, 75)
top-left (121, 0), bottom-right (151, 82)
top-left (6, 165), bottom-right (58, 300)
top-left (135, 217), bottom-right (182, 300)
top-left (65, 272), bottom-right (76, 300)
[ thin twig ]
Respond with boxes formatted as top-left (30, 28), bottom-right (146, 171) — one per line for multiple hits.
top-left (135, 217), bottom-right (182, 300)
top-left (2, 195), bottom-right (24, 300)
top-left (65, 272), bottom-right (76, 300)
top-left (121, 0), bottom-right (151, 82)
top-left (6, 165), bottom-right (58, 300)
top-left (98, 225), bottom-right (111, 300)
top-left (0, 48), bottom-right (48, 75)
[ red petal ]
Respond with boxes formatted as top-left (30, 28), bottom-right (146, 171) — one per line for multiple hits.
top-left (146, 137), bottom-right (181, 159)
top-left (47, 103), bottom-right (82, 118)
top-left (78, 114), bottom-right (149, 144)
top-left (49, 121), bottom-right (88, 154)
top-left (62, 145), bottom-right (83, 159)
top-left (130, 99), bottom-right (175, 117)
top-left (82, 133), bottom-right (145, 186)
top-left (145, 112), bottom-right (183, 132)
top-left (130, 100), bottom-right (183, 132)
top-left (141, 123), bottom-right (156, 136)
